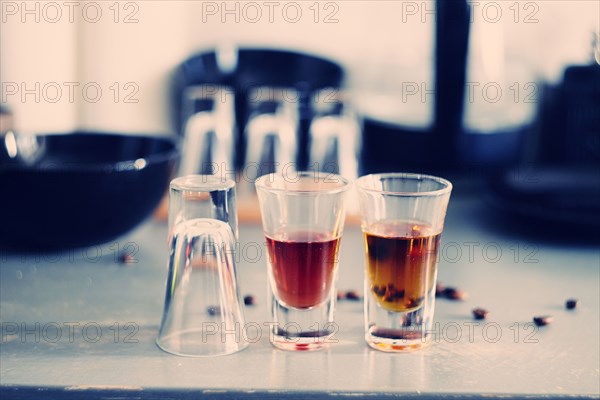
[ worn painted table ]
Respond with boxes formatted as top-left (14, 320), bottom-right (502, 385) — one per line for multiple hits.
top-left (1, 197), bottom-right (599, 399)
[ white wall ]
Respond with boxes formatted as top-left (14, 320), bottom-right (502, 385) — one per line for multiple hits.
top-left (1, 0), bottom-right (598, 134)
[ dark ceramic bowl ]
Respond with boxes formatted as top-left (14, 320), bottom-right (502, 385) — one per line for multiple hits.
top-left (0, 132), bottom-right (178, 251)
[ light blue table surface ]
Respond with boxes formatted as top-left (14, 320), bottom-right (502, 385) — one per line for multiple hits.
top-left (1, 197), bottom-right (599, 399)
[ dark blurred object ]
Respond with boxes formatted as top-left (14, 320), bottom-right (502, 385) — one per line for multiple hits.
top-left (0, 132), bottom-right (177, 250)
top-left (433, 0), bottom-right (470, 164)
top-left (487, 167), bottom-right (600, 228)
top-left (362, 0), bottom-right (471, 174)
top-left (172, 48), bottom-right (344, 133)
top-left (178, 85), bottom-right (235, 176)
top-left (243, 86), bottom-right (300, 180)
top-left (361, 121), bottom-right (430, 174)
top-left (487, 53), bottom-right (600, 230)
top-left (171, 48), bottom-right (344, 170)
top-left (528, 53), bottom-right (599, 167)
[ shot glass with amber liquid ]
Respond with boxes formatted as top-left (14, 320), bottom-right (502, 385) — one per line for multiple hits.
top-left (356, 173), bottom-right (451, 352)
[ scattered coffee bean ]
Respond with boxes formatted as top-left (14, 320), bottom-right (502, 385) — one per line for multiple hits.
top-left (345, 291), bottom-right (361, 301)
top-left (207, 306), bottom-right (221, 316)
top-left (243, 295), bottom-right (255, 306)
top-left (118, 252), bottom-right (136, 265)
top-left (565, 299), bottom-right (578, 310)
top-left (533, 315), bottom-right (553, 326)
top-left (443, 287), bottom-right (468, 301)
top-left (472, 308), bottom-right (489, 320)
top-left (435, 283), bottom-right (446, 297)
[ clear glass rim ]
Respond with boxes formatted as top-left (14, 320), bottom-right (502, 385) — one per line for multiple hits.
top-left (255, 172), bottom-right (351, 195)
top-left (156, 337), bottom-right (247, 358)
top-left (355, 172), bottom-right (452, 197)
top-left (171, 175), bottom-right (235, 192)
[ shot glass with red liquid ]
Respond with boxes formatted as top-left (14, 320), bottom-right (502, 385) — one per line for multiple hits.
top-left (356, 173), bottom-right (452, 352)
top-left (255, 172), bottom-right (351, 351)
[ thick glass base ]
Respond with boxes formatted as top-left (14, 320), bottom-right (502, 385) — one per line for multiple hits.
top-left (270, 335), bottom-right (330, 351)
top-left (269, 292), bottom-right (336, 352)
top-left (365, 325), bottom-right (431, 352)
top-left (364, 282), bottom-right (436, 353)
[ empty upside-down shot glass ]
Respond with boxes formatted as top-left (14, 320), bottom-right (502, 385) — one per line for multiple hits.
top-left (157, 175), bottom-right (247, 357)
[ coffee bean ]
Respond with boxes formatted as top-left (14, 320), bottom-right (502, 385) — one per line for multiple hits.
top-left (383, 292), bottom-right (395, 302)
top-left (118, 252), bottom-right (136, 265)
top-left (243, 295), bottom-right (255, 306)
top-left (435, 283), bottom-right (445, 297)
top-left (565, 299), bottom-right (578, 310)
top-left (207, 306), bottom-right (221, 316)
top-left (443, 287), bottom-right (468, 301)
top-left (533, 315), bottom-right (553, 326)
top-left (372, 285), bottom-right (386, 296)
top-left (345, 291), bottom-right (361, 301)
top-left (472, 308), bottom-right (489, 320)
top-left (406, 297), bottom-right (421, 308)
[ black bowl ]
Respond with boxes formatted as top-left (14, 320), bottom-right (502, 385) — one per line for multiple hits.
top-left (0, 132), bottom-right (178, 251)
